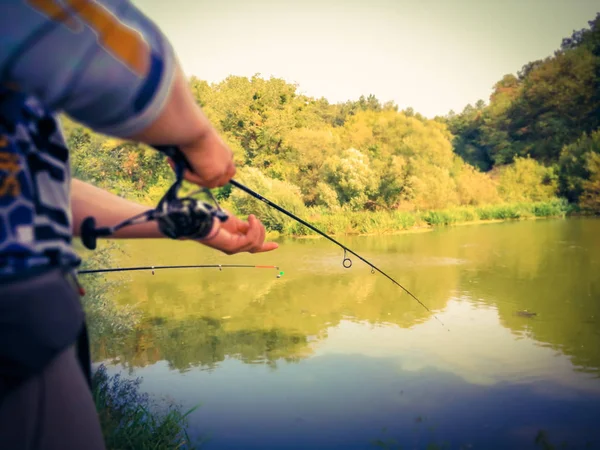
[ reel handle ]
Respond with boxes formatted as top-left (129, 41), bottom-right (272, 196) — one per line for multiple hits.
top-left (80, 217), bottom-right (112, 250)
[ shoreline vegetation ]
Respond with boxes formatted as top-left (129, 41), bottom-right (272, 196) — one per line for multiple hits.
top-left (91, 365), bottom-right (202, 450)
top-left (263, 198), bottom-right (573, 240)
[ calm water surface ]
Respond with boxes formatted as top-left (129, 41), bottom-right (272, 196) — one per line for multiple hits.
top-left (87, 218), bottom-right (600, 449)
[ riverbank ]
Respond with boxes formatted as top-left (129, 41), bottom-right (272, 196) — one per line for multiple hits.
top-left (92, 364), bottom-right (203, 450)
top-left (263, 198), bottom-right (571, 239)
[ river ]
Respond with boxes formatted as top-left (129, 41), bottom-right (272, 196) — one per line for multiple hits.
top-left (86, 217), bottom-right (600, 450)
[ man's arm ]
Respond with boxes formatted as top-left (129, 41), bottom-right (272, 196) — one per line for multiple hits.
top-left (71, 179), bottom-right (278, 254)
top-left (1, 0), bottom-right (234, 188)
top-left (71, 179), bottom-right (161, 239)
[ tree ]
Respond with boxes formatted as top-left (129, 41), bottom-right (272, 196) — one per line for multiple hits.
top-left (558, 129), bottom-right (600, 203)
top-left (445, 12), bottom-right (600, 180)
top-left (579, 152), bottom-right (600, 213)
top-left (322, 147), bottom-right (379, 209)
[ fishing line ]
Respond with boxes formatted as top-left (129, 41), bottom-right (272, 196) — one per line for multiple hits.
top-left (229, 179), bottom-right (447, 329)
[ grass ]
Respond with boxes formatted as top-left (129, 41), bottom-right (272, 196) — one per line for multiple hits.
top-left (92, 365), bottom-right (204, 450)
top-left (273, 198), bottom-right (571, 237)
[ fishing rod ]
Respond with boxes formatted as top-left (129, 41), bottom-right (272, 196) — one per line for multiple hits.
top-left (78, 145), bottom-right (445, 328)
top-left (78, 264), bottom-right (284, 277)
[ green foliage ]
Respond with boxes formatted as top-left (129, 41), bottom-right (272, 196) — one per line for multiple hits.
top-left (283, 127), bottom-right (340, 204)
top-left (64, 116), bottom-right (173, 202)
top-left (409, 160), bottom-right (459, 210)
top-left (415, 199), bottom-right (567, 226)
top-left (92, 365), bottom-right (202, 450)
top-left (420, 208), bottom-right (476, 226)
top-left (505, 47), bottom-right (598, 163)
top-left (278, 200), bottom-right (567, 236)
top-left (558, 129), bottom-right (600, 203)
top-left (476, 199), bottom-right (568, 221)
top-left (580, 151), bottom-right (600, 214)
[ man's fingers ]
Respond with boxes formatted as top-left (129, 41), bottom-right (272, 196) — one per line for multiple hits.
top-left (252, 241), bottom-right (279, 253)
top-left (195, 213), bottom-right (278, 255)
top-left (205, 232), bottom-right (278, 254)
top-left (183, 169), bottom-right (232, 188)
top-left (233, 215), bottom-right (260, 253)
top-left (225, 215), bottom-right (269, 254)
top-left (182, 172), bottom-right (219, 188)
top-left (248, 215), bottom-right (266, 253)
top-left (234, 218), bottom-right (250, 234)
top-left (225, 162), bottom-right (236, 181)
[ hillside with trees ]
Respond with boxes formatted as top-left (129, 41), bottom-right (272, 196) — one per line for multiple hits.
top-left (442, 12), bottom-right (599, 212)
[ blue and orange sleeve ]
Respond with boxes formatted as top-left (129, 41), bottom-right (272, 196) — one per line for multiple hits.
top-left (0, 0), bottom-right (177, 138)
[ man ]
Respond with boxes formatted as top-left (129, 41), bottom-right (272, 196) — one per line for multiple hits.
top-left (0, 1), bottom-right (278, 448)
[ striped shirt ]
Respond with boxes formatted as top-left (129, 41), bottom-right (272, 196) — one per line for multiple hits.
top-left (0, 0), bottom-right (176, 276)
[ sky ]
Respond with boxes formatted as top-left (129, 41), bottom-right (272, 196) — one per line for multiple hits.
top-left (133, 0), bottom-right (599, 118)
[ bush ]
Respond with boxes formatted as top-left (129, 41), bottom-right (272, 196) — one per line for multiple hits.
top-left (314, 181), bottom-right (341, 211)
top-left (455, 163), bottom-right (500, 205)
top-left (497, 156), bottom-right (558, 202)
top-left (531, 198), bottom-right (570, 217)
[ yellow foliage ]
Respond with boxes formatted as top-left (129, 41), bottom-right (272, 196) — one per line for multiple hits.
top-left (409, 160), bottom-right (459, 210)
top-left (100, 137), bottom-right (125, 151)
top-left (342, 112), bottom-right (375, 149)
top-left (497, 157), bottom-right (557, 202)
top-left (456, 163), bottom-right (500, 206)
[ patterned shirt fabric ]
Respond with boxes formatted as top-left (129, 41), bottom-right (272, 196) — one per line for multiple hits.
top-left (0, 88), bottom-right (78, 275)
top-left (0, 0), bottom-right (176, 276)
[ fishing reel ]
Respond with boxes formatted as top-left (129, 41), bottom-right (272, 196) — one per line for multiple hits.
top-left (80, 146), bottom-right (229, 250)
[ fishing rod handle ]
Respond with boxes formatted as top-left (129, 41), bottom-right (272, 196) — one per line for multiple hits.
top-left (155, 145), bottom-right (192, 175)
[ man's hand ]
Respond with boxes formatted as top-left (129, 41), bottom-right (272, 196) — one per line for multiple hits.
top-left (178, 126), bottom-right (236, 189)
top-left (128, 63), bottom-right (237, 189)
top-left (196, 213), bottom-right (279, 255)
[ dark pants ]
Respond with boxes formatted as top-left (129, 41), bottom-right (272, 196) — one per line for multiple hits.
top-left (0, 268), bottom-right (106, 449)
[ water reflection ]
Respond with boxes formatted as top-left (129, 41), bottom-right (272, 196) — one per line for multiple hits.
top-left (93, 316), bottom-right (310, 371)
top-left (100, 310), bottom-right (600, 449)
